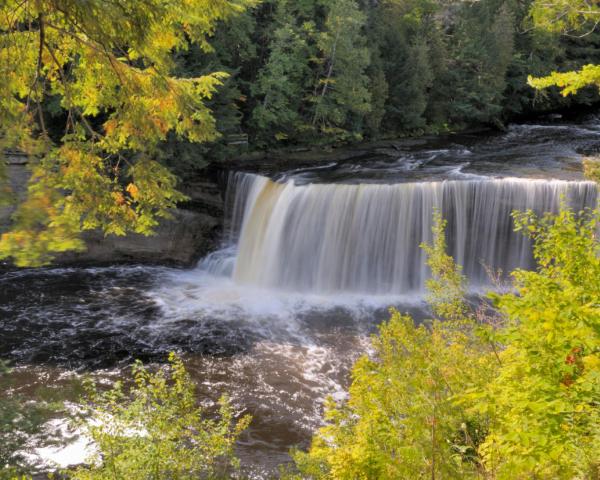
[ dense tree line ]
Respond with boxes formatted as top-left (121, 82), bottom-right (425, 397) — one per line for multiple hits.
top-left (183, 0), bottom-right (600, 154)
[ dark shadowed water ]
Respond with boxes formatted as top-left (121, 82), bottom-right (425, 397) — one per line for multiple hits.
top-left (1, 118), bottom-right (599, 478)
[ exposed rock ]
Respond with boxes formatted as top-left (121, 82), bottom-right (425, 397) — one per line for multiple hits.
top-left (1, 156), bottom-right (225, 267)
top-left (55, 209), bottom-right (221, 267)
top-left (0, 153), bottom-right (29, 232)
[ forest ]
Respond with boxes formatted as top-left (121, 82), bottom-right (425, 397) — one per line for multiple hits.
top-left (185, 0), bottom-right (600, 146)
top-left (0, 0), bottom-right (599, 479)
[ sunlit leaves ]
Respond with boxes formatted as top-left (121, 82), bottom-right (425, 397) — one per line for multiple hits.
top-left (583, 157), bottom-right (600, 183)
top-left (68, 353), bottom-right (251, 480)
top-left (529, 0), bottom-right (600, 35)
top-left (421, 210), bottom-right (469, 322)
top-left (477, 207), bottom-right (600, 478)
top-left (528, 0), bottom-right (600, 95)
top-left (291, 212), bottom-right (498, 480)
top-left (293, 206), bottom-right (600, 479)
top-left (528, 65), bottom-right (600, 96)
top-left (310, 0), bottom-right (371, 137)
top-left (0, 0), bottom-right (252, 266)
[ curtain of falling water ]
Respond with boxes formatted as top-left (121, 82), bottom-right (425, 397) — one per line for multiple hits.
top-left (223, 172), bottom-right (270, 243)
top-left (225, 173), bottom-right (597, 294)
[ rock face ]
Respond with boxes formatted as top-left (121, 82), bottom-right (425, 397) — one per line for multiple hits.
top-left (1, 156), bottom-right (225, 267)
top-left (0, 153), bottom-right (29, 233)
top-left (55, 209), bottom-right (221, 267)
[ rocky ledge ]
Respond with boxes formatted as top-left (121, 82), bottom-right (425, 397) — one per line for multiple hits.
top-left (1, 156), bottom-right (225, 268)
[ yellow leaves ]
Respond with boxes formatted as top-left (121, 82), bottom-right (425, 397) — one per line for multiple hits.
top-left (126, 183), bottom-right (139, 200)
top-left (529, 0), bottom-right (600, 34)
top-left (528, 64), bottom-right (600, 96)
top-left (67, 354), bottom-right (251, 479)
top-left (112, 191), bottom-right (126, 206)
top-left (583, 157), bottom-right (600, 183)
top-left (0, 0), bottom-right (255, 265)
top-left (0, 183), bottom-right (86, 266)
top-left (582, 353), bottom-right (600, 371)
top-left (104, 119), bottom-right (117, 136)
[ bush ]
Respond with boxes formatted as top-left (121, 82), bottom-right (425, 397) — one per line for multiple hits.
top-left (471, 207), bottom-right (600, 478)
top-left (292, 206), bottom-right (600, 479)
top-left (67, 353), bottom-right (251, 480)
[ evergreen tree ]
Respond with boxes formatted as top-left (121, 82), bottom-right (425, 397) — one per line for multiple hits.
top-left (446, 0), bottom-right (516, 126)
top-left (396, 35), bottom-right (433, 130)
top-left (423, 17), bottom-right (453, 129)
top-left (363, 3), bottom-right (390, 137)
top-left (311, 0), bottom-right (372, 139)
top-left (375, 0), bottom-right (438, 132)
top-left (364, 54), bottom-right (389, 137)
top-left (251, 1), bottom-right (316, 143)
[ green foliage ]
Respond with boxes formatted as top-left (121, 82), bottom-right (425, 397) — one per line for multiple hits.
top-left (472, 207), bottom-right (600, 478)
top-left (292, 308), bottom-right (499, 480)
top-left (310, 0), bottom-right (371, 139)
top-left (446, 0), bottom-right (517, 127)
top-left (291, 212), bottom-right (497, 480)
top-left (529, 0), bottom-right (600, 34)
top-left (528, 0), bottom-right (600, 95)
top-left (251, 1), bottom-right (315, 143)
top-left (374, 0), bottom-right (436, 131)
top-left (293, 206), bottom-right (600, 479)
top-left (67, 353), bottom-right (251, 480)
top-left (583, 157), bottom-right (600, 182)
top-left (395, 36), bottom-right (433, 130)
top-left (529, 64), bottom-right (600, 96)
top-left (0, 0), bottom-right (252, 267)
top-left (421, 210), bottom-right (469, 322)
top-left (2, 0), bottom-right (599, 264)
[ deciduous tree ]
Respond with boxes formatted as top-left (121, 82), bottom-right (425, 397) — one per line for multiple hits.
top-left (0, 0), bottom-right (251, 266)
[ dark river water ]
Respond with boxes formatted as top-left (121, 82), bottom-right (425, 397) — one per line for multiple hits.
top-left (1, 118), bottom-right (599, 478)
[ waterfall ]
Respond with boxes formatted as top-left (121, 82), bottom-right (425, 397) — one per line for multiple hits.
top-left (223, 172), bottom-right (270, 243)
top-left (219, 173), bottom-right (597, 295)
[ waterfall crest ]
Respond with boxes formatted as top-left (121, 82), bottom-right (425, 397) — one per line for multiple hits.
top-left (222, 173), bottom-right (597, 295)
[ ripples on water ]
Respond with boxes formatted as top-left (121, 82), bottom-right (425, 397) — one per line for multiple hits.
top-left (0, 264), bottom-right (421, 475)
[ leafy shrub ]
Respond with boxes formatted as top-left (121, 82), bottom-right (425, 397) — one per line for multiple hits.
top-left (292, 206), bottom-right (600, 479)
top-left (67, 353), bottom-right (251, 480)
top-left (289, 212), bottom-right (498, 479)
top-left (471, 207), bottom-right (600, 478)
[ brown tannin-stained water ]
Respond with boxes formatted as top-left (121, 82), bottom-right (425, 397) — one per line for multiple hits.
top-left (1, 119), bottom-right (599, 478)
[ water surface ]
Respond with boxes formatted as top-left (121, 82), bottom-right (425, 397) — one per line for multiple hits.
top-left (1, 119), bottom-right (599, 478)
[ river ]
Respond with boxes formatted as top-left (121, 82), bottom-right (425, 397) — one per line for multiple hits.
top-left (1, 118), bottom-right (599, 478)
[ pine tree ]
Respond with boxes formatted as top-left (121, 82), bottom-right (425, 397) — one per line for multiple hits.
top-left (251, 1), bottom-right (316, 143)
top-left (375, 0), bottom-right (438, 132)
top-left (445, 0), bottom-right (516, 126)
top-left (397, 35), bottom-right (433, 130)
top-left (311, 0), bottom-right (372, 139)
top-left (423, 17), bottom-right (452, 129)
top-left (362, 3), bottom-right (390, 137)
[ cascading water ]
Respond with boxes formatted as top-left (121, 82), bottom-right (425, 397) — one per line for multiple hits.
top-left (216, 173), bottom-right (597, 295)
top-left (4, 121), bottom-right (600, 478)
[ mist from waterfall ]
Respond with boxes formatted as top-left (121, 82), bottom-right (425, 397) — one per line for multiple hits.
top-left (211, 172), bottom-right (598, 295)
